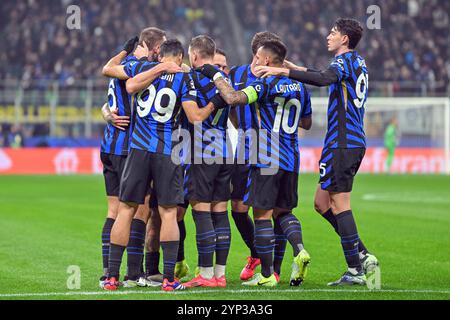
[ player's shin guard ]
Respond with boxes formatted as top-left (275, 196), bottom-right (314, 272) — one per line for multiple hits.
top-left (232, 211), bottom-right (258, 258)
top-left (161, 241), bottom-right (179, 282)
top-left (108, 244), bottom-right (126, 279)
top-left (127, 219), bottom-right (146, 279)
top-left (212, 212), bottom-right (231, 277)
top-left (273, 217), bottom-right (287, 275)
top-left (193, 210), bottom-right (216, 276)
top-left (254, 220), bottom-right (275, 278)
top-left (177, 220), bottom-right (186, 262)
top-left (323, 209), bottom-right (368, 256)
top-left (277, 212), bottom-right (304, 256)
top-left (101, 218), bottom-right (115, 275)
top-left (336, 210), bottom-right (362, 272)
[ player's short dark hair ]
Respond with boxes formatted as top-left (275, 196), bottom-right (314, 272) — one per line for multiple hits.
top-left (251, 31), bottom-right (282, 55)
top-left (215, 48), bottom-right (227, 58)
top-left (189, 35), bottom-right (216, 58)
top-left (139, 27), bottom-right (166, 50)
top-left (159, 39), bottom-right (184, 58)
top-left (260, 40), bottom-right (287, 64)
top-left (334, 18), bottom-right (363, 49)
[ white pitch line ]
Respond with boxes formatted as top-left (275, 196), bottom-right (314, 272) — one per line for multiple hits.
top-left (0, 288), bottom-right (449, 298)
top-left (361, 193), bottom-right (450, 204)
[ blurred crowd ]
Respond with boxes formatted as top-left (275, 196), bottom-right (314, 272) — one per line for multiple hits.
top-left (0, 0), bottom-right (220, 87)
top-left (0, 0), bottom-right (448, 89)
top-left (236, 0), bottom-right (449, 89)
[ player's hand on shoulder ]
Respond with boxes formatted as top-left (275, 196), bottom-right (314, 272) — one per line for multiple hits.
top-left (254, 66), bottom-right (288, 78)
top-left (133, 43), bottom-right (149, 60)
top-left (107, 108), bottom-right (130, 131)
top-left (122, 36), bottom-right (139, 55)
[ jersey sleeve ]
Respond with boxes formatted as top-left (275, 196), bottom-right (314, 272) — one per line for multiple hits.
top-left (329, 57), bottom-right (350, 81)
top-left (123, 61), bottom-right (158, 77)
top-left (181, 73), bottom-right (198, 103)
top-left (300, 85), bottom-right (312, 118)
top-left (241, 78), bottom-right (269, 104)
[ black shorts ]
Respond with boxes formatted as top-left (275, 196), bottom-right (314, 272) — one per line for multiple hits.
top-left (185, 163), bottom-right (233, 203)
top-left (101, 152), bottom-right (127, 197)
top-left (120, 149), bottom-right (184, 206)
top-left (148, 188), bottom-right (189, 209)
top-left (244, 167), bottom-right (298, 210)
top-left (319, 148), bottom-right (365, 192)
top-left (231, 164), bottom-right (251, 200)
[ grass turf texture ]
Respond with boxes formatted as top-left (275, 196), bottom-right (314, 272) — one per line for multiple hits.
top-left (0, 174), bottom-right (449, 300)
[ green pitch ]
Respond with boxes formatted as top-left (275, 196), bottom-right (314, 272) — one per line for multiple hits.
top-left (0, 174), bottom-right (449, 300)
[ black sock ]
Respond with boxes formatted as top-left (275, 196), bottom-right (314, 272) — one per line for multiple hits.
top-left (322, 209), bottom-right (339, 233)
top-left (254, 219), bottom-right (274, 278)
top-left (145, 251), bottom-right (160, 275)
top-left (212, 211), bottom-right (231, 266)
top-left (232, 211), bottom-right (258, 258)
top-left (323, 208), bottom-right (368, 255)
top-left (336, 210), bottom-right (362, 272)
top-left (108, 243), bottom-right (126, 279)
top-left (177, 220), bottom-right (186, 262)
top-left (273, 217), bottom-right (287, 275)
top-left (277, 212), bottom-right (304, 257)
top-left (101, 218), bottom-right (115, 275)
top-left (160, 241), bottom-right (179, 282)
top-left (126, 219), bottom-right (146, 279)
top-left (193, 210), bottom-right (216, 268)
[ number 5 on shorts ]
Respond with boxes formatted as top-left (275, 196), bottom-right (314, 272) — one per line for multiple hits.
top-left (319, 163), bottom-right (326, 177)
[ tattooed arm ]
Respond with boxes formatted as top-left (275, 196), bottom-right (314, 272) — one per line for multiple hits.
top-left (213, 78), bottom-right (249, 106)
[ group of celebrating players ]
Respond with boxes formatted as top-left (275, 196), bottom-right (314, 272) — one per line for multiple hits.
top-left (98, 17), bottom-right (379, 291)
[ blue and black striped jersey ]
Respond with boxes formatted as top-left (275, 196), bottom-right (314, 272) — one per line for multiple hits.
top-left (186, 68), bottom-right (230, 160)
top-left (326, 51), bottom-right (368, 149)
top-left (244, 76), bottom-right (312, 173)
top-left (100, 55), bottom-right (139, 156)
top-left (124, 60), bottom-right (198, 156)
top-left (228, 64), bottom-right (259, 162)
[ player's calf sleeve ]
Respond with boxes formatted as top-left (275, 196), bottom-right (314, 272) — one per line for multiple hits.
top-left (101, 218), bottom-right (115, 274)
top-left (192, 210), bottom-right (216, 268)
top-left (232, 211), bottom-right (258, 258)
top-left (273, 217), bottom-right (287, 275)
top-left (323, 209), bottom-right (369, 256)
top-left (160, 241), bottom-right (179, 282)
top-left (212, 212), bottom-right (231, 266)
top-left (254, 219), bottom-right (275, 278)
top-left (277, 212), bottom-right (304, 256)
top-left (177, 220), bottom-right (186, 262)
top-left (127, 219), bottom-right (146, 279)
top-left (108, 243), bottom-right (126, 279)
top-left (335, 210), bottom-right (363, 272)
top-left (145, 251), bottom-right (160, 275)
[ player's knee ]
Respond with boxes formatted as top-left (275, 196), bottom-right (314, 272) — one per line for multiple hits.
top-left (314, 198), bottom-right (328, 214)
top-left (177, 207), bottom-right (186, 221)
top-left (135, 205), bottom-right (150, 222)
top-left (107, 209), bottom-right (118, 220)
